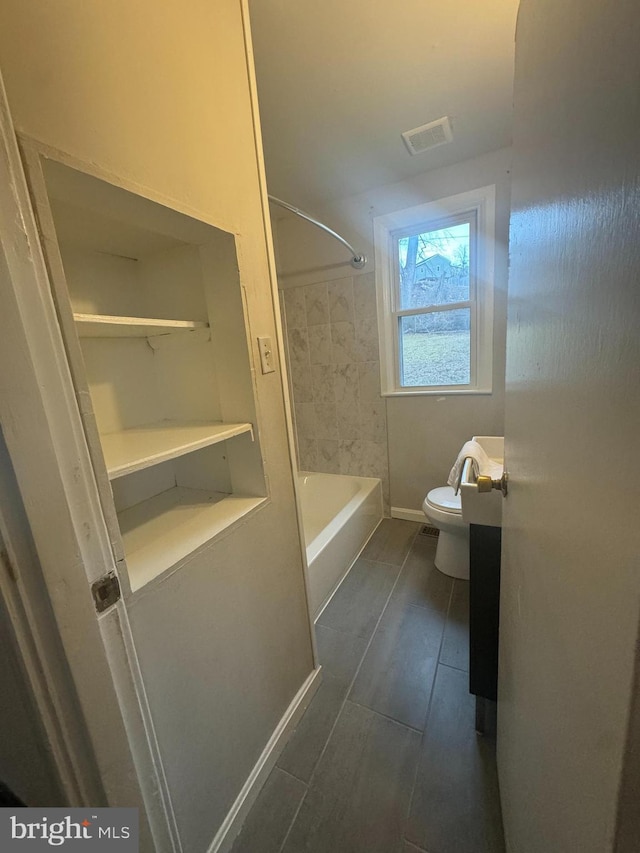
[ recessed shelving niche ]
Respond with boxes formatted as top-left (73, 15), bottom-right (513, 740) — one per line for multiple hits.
top-left (31, 157), bottom-right (267, 591)
top-left (102, 420), bottom-right (254, 479)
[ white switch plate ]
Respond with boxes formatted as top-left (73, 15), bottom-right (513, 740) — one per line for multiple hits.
top-left (257, 336), bottom-right (276, 374)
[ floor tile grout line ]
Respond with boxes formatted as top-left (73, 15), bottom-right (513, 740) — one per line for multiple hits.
top-left (232, 764), bottom-right (308, 853)
top-left (275, 765), bottom-right (309, 788)
top-left (346, 700), bottom-right (426, 735)
top-left (313, 513), bottom-right (390, 623)
top-left (363, 556), bottom-right (415, 569)
top-left (315, 554), bottom-right (412, 628)
top-left (277, 532), bottom-right (420, 853)
top-left (315, 556), bottom-right (408, 633)
top-left (275, 782), bottom-right (309, 853)
top-left (404, 601), bottom-right (450, 617)
top-left (402, 577), bottom-right (455, 847)
top-left (437, 577), bottom-right (468, 669)
top-left (437, 660), bottom-right (469, 674)
top-left (402, 594), bottom-right (450, 613)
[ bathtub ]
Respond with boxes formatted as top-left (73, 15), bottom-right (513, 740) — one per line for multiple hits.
top-left (297, 472), bottom-right (383, 617)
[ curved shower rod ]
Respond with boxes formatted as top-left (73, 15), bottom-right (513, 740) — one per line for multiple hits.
top-left (268, 195), bottom-right (366, 269)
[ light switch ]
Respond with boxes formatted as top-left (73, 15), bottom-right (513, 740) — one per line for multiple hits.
top-left (257, 336), bottom-right (276, 374)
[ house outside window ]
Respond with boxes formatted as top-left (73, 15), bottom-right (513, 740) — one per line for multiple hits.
top-left (374, 185), bottom-right (496, 395)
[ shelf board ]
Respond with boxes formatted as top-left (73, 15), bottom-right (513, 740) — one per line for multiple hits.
top-left (74, 312), bottom-right (209, 338)
top-left (118, 487), bottom-right (265, 591)
top-left (102, 420), bottom-right (254, 479)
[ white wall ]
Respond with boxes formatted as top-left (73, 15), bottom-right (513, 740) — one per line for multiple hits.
top-left (0, 3), bottom-right (313, 849)
top-left (499, 1), bottom-right (640, 850)
top-left (276, 147), bottom-right (510, 511)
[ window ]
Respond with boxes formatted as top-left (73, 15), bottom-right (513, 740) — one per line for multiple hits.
top-left (374, 185), bottom-right (495, 395)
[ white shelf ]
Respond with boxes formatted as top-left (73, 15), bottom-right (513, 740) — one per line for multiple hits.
top-left (118, 487), bottom-right (265, 591)
top-left (74, 312), bottom-right (209, 338)
top-left (102, 420), bottom-right (254, 479)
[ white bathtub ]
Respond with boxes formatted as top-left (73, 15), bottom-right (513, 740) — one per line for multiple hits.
top-left (297, 472), bottom-right (383, 617)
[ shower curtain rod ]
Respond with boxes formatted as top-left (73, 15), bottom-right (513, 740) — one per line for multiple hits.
top-left (268, 195), bottom-right (366, 269)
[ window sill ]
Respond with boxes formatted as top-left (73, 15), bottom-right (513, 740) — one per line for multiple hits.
top-left (381, 387), bottom-right (493, 397)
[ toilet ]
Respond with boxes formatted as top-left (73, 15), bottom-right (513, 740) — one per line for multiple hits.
top-left (422, 486), bottom-right (469, 580)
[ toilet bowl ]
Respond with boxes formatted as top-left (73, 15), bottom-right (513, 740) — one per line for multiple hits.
top-left (422, 486), bottom-right (469, 580)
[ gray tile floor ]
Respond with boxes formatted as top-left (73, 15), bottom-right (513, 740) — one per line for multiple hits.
top-left (231, 519), bottom-right (505, 853)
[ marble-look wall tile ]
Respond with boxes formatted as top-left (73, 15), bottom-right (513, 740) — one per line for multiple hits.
top-left (331, 322), bottom-right (357, 364)
top-left (333, 363), bottom-right (360, 404)
top-left (298, 437), bottom-right (318, 472)
top-left (315, 403), bottom-right (338, 440)
top-left (358, 440), bottom-right (389, 481)
top-left (284, 288), bottom-right (307, 328)
top-left (355, 316), bottom-right (380, 363)
top-left (359, 401), bottom-right (387, 443)
top-left (287, 326), bottom-right (310, 364)
top-left (290, 360), bottom-right (314, 403)
top-left (311, 363), bottom-right (335, 404)
top-left (317, 439), bottom-right (340, 474)
top-left (338, 439), bottom-right (365, 475)
top-left (338, 437), bottom-right (390, 513)
top-left (280, 279), bottom-right (390, 512)
top-left (363, 443), bottom-right (390, 510)
top-left (296, 402), bottom-right (316, 439)
top-left (358, 361), bottom-right (381, 401)
top-left (308, 324), bottom-right (332, 364)
top-left (304, 283), bottom-right (329, 326)
top-left (336, 402), bottom-right (360, 440)
top-left (353, 272), bottom-right (377, 319)
top-left (328, 278), bottom-right (354, 323)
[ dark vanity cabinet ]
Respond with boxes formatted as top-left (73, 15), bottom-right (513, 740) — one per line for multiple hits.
top-left (469, 523), bottom-right (502, 732)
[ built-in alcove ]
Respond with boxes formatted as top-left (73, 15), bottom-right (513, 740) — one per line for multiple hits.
top-left (26, 154), bottom-right (267, 591)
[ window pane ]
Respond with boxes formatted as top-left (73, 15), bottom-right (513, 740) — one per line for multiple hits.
top-left (399, 308), bottom-right (471, 387)
top-left (397, 221), bottom-right (470, 310)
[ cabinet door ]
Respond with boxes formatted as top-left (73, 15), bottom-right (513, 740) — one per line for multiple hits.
top-left (469, 524), bottom-right (502, 701)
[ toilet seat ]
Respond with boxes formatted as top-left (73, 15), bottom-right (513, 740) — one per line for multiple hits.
top-left (425, 486), bottom-right (462, 514)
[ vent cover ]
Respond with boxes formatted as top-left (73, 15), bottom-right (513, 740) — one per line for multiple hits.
top-left (419, 524), bottom-right (440, 538)
top-left (402, 117), bottom-right (453, 155)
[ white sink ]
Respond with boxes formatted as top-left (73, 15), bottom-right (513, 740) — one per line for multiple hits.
top-left (460, 435), bottom-right (504, 527)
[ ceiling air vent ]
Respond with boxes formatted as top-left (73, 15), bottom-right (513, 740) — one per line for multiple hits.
top-left (402, 117), bottom-right (453, 156)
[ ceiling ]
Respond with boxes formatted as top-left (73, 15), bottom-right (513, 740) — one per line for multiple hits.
top-left (249, 0), bottom-right (519, 211)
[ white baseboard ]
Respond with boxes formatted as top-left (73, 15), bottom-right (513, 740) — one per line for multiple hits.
top-left (391, 506), bottom-right (426, 523)
top-left (208, 666), bottom-right (322, 853)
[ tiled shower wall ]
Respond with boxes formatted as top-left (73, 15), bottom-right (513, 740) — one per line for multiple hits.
top-left (280, 272), bottom-right (390, 511)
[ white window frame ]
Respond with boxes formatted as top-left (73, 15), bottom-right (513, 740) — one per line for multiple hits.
top-left (374, 185), bottom-right (496, 396)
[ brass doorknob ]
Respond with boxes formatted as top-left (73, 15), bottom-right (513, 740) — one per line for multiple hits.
top-left (476, 472), bottom-right (508, 497)
top-left (476, 475), bottom-right (494, 493)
